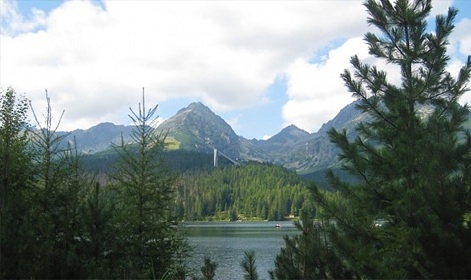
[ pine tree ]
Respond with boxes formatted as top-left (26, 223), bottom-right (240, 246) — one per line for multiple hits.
top-left (310, 0), bottom-right (471, 278)
top-left (270, 208), bottom-right (348, 279)
top-left (200, 257), bottom-right (218, 280)
top-left (111, 89), bottom-right (188, 278)
top-left (240, 250), bottom-right (258, 280)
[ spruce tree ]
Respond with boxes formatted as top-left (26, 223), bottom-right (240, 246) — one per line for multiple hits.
top-left (111, 89), bottom-right (187, 278)
top-left (30, 92), bottom-right (75, 278)
top-left (80, 181), bottom-right (116, 278)
top-left (310, 0), bottom-right (471, 278)
top-left (62, 139), bottom-right (100, 278)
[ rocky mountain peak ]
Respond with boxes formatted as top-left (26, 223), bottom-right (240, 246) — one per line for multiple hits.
top-left (265, 124), bottom-right (309, 145)
top-left (158, 102), bottom-right (240, 158)
top-left (176, 102), bottom-right (209, 114)
top-left (56, 99), bottom-right (389, 173)
top-left (279, 124), bottom-right (309, 137)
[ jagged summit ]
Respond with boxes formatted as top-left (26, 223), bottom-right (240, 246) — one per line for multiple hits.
top-left (157, 102), bottom-right (240, 158)
top-left (317, 100), bottom-right (363, 135)
top-left (57, 100), bottom-right (380, 173)
top-left (176, 101), bottom-right (210, 115)
top-left (266, 124), bottom-right (309, 144)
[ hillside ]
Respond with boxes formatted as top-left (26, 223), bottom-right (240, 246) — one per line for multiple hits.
top-left (63, 101), bottom-right (365, 175)
top-left (156, 102), bottom-right (241, 159)
top-left (175, 162), bottom-right (313, 221)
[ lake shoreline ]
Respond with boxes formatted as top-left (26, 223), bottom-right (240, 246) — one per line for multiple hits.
top-left (184, 221), bottom-right (298, 280)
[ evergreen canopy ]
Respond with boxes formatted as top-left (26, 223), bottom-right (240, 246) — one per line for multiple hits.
top-left (293, 0), bottom-right (471, 278)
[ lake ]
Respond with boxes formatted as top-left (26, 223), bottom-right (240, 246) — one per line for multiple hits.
top-left (184, 221), bottom-right (299, 280)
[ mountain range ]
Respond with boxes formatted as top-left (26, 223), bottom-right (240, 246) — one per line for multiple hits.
top-left (61, 101), bottom-right (367, 174)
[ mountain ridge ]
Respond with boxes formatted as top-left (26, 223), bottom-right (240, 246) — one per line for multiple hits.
top-left (60, 101), bottom-right (364, 173)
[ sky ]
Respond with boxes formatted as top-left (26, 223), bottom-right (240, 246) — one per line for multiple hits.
top-left (1, 0), bottom-right (470, 140)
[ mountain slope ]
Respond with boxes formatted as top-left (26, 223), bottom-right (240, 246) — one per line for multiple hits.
top-left (241, 100), bottom-right (365, 172)
top-left (59, 122), bottom-right (134, 153)
top-left (289, 100), bottom-right (366, 172)
top-left (156, 102), bottom-right (241, 159)
top-left (266, 125), bottom-right (310, 145)
top-left (58, 100), bottom-right (367, 173)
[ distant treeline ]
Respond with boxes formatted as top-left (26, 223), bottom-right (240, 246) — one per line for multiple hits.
top-left (82, 149), bottom-right (315, 221)
top-left (175, 162), bottom-right (314, 221)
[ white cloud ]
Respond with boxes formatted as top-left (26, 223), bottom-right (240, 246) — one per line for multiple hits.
top-left (1, 0), bottom-right (368, 131)
top-left (430, 0), bottom-right (454, 16)
top-left (0, 0), bottom-right (47, 34)
top-left (451, 17), bottom-right (471, 105)
top-left (282, 0), bottom-right (469, 133)
top-left (452, 18), bottom-right (471, 56)
top-left (1, 0), bottom-right (467, 135)
top-left (282, 37), bottom-right (368, 132)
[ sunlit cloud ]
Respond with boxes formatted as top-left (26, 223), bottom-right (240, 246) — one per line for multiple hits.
top-left (1, 0), bottom-right (469, 138)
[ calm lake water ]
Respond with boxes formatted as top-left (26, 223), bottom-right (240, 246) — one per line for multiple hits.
top-left (184, 221), bottom-right (298, 280)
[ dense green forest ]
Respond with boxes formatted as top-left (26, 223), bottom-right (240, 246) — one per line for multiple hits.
top-left (82, 149), bottom-right (314, 222)
top-left (82, 149), bottom-right (226, 175)
top-left (2, 0), bottom-right (471, 279)
top-left (174, 162), bottom-right (313, 221)
top-left (0, 90), bottom-right (189, 279)
top-left (0, 87), bottom-right (314, 278)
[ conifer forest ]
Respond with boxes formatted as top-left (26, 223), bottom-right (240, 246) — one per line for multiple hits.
top-left (1, 0), bottom-right (470, 278)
